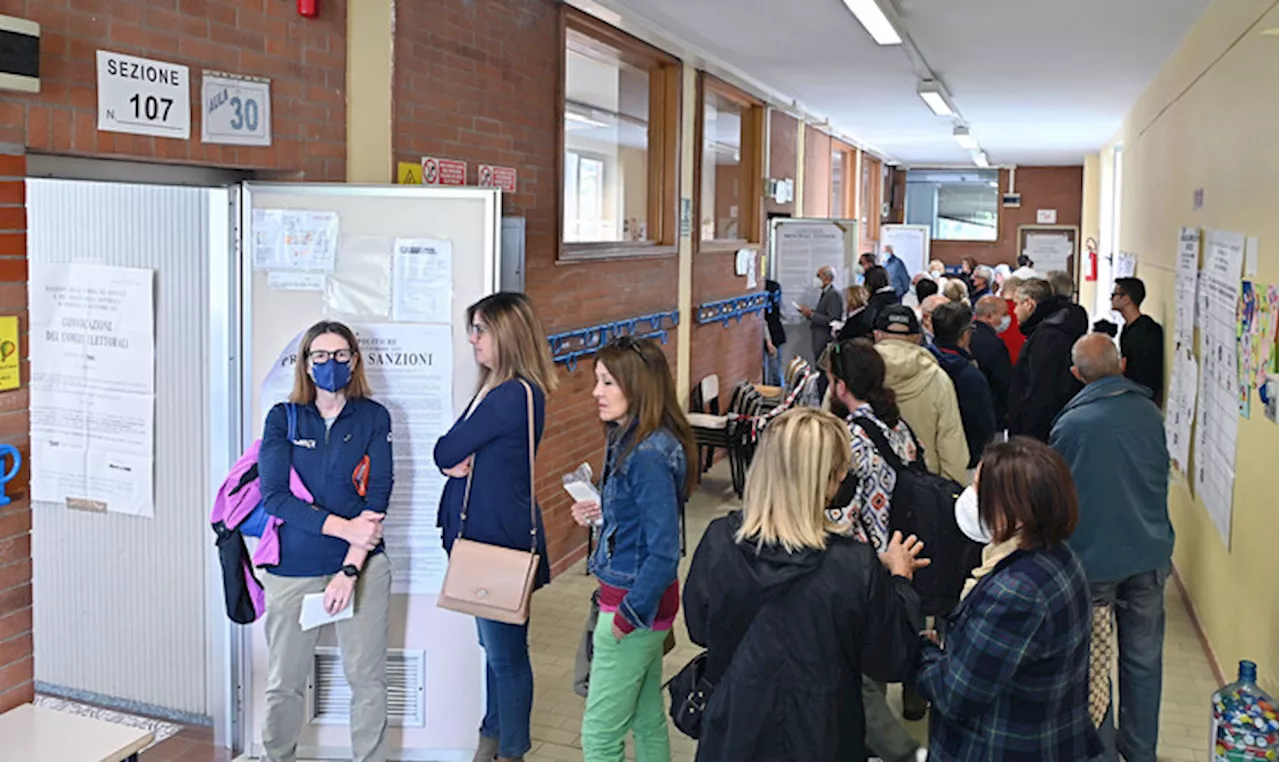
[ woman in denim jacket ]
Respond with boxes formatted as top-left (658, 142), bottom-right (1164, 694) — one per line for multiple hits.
top-left (570, 335), bottom-right (697, 762)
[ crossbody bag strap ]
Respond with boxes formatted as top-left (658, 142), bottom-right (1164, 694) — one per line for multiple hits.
top-left (455, 380), bottom-right (538, 553)
top-left (851, 416), bottom-right (907, 473)
top-left (520, 379), bottom-right (537, 553)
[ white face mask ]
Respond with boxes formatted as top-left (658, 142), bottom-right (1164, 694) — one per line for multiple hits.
top-left (814, 276), bottom-right (827, 289)
top-left (955, 485), bottom-right (992, 544)
top-left (996, 316), bottom-right (1012, 333)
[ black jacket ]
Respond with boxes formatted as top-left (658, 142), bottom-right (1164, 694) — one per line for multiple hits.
top-left (1008, 296), bottom-right (1088, 441)
top-left (930, 342), bottom-right (997, 468)
top-left (970, 321), bottom-right (1013, 429)
top-left (838, 287), bottom-right (899, 342)
top-left (684, 513), bottom-right (922, 762)
top-left (1121, 314), bottom-right (1165, 407)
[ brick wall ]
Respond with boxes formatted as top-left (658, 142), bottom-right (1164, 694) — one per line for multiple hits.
top-left (689, 248), bottom-right (763, 435)
top-left (906, 166), bottom-right (1085, 267)
top-left (393, 0), bottom-right (681, 572)
top-left (2, 0), bottom-right (347, 179)
top-left (0, 150), bottom-right (29, 714)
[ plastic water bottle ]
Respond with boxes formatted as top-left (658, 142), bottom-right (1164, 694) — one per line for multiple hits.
top-left (1211, 660), bottom-right (1279, 760)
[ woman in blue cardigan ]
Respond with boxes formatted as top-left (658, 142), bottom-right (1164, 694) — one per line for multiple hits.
top-left (914, 437), bottom-right (1102, 761)
top-left (434, 292), bottom-right (558, 762)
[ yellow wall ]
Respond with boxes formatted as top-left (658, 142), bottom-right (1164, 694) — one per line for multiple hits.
top-left (1114, 0), bottom-right (1279, 690)
top-left (1078, 153), bottom-right (1101, 311)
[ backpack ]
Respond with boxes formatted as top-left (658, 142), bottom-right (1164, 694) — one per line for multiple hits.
top-left (209, 405), bottom-right (302, 625)
top-left (850, 416), bottom-right (982, 616)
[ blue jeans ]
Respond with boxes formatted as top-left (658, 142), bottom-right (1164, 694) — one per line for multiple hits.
top-left (1090, 564), bottom-right (1170, 762)
top-left (763, 344), bottom-right (784, 386)
top-left (476, 617), bottom-right (534, 758)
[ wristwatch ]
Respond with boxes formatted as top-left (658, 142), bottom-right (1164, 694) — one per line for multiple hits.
top-left (341, 564), bottom-right (360, 579)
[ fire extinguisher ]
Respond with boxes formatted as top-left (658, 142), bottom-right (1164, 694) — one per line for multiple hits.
top-left (298, 0), bottom-right (319, 18)
top-left (1084, 237), bottom-right (1098, 282)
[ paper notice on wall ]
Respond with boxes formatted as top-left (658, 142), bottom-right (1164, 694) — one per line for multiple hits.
top-left (1165, 346), bottom-right (1197, 475)
top-left (391, 238), bottom-right (453, 324)
top-left (268, 272), bottom-right (326, 292)
top-left (1174, 227), bottom-right (1200, 351)
top-left (776, 222), bottom-right (845, 323)
top-left (746, 252), bottom-right (758, 290)
top-left (251, 209), bottom-right (339, 272)
top-left (1022, 233), bottom-right (1073, 273)
top-left (1115, 252), bottom-right (1137, 278)
top-left (1193, 229), bottom-right (1245, 548)
top-left (28, 263), bottom-right (156, 517)
top-left (355, 323), bottom-right (454, 595)
top-left (1245, 236), bottom-right (1259, 278)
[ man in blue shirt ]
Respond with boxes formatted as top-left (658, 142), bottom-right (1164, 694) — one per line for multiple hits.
top-left (1050, 333), bottom-right (1174, 762)
top-left (883, 245), bottom-right (911, 300)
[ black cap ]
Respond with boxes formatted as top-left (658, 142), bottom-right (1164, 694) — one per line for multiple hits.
top-left (875, 304), bottom-right (921, 335)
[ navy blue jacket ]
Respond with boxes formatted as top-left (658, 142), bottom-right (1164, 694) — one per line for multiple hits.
top-left (1050, 375), bottom-right (1174, 583)
top-left (434, 378), bottom-right (551, 590)
top-left (916, 545), bottom-right (1102, 761)
top-left (259, 398), bottom-right (394, 578)
top-left (969, 321), bottom-right (1013, 429)
top-left (930, 342), bottom-right (997, 468)
top-left (590, 423), bottom-right (686, 631)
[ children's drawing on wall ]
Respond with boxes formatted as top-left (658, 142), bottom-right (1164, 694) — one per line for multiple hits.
top-left (1237, 282), bottom-right (1256, 418)
top-left (1239, 282), bottom-right (1279, 423)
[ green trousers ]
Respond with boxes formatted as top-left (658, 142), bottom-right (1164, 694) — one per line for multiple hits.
top-left (580, 612), bottom-right (671, 762)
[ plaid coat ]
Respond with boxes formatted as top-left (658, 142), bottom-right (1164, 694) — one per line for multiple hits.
top-left (914, 544), bottom-right (1102, 761)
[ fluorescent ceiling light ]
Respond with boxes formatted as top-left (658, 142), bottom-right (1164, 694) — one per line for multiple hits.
top-left (972, 150), bottom-right (990, 168)
top-left (841, 0), bottom-right (902, 45)
top-left (953, 125), bottom-right (978, 150)
top-left (917, 80), bottom-right (952, 116)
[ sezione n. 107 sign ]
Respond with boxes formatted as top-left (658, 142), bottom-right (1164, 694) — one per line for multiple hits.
top-left (96, 50), bottom-right (191, 140)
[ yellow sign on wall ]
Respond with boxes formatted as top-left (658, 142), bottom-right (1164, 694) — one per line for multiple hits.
top-left (0, 316), bottom-right (19, 391)
top-left (397, 162), bottom-right (422, 185)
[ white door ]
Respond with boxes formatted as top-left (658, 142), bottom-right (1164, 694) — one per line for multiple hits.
top-left (26, 178), bottom-right (238, 731)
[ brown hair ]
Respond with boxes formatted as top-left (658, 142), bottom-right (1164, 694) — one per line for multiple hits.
top-left (978, 437), bottom-right (1079, 549)
top-left (827, 339), bottom-right (901, 427)
top-left (468, 292), bottom-right (559, 395)
top-left (594, 336), bottom-right (698, 494)
top-left (290, 321), bottom-right (373, 404)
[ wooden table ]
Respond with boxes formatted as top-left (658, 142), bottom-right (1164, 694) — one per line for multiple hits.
top-left (0, 703), bottom-right (155, 761)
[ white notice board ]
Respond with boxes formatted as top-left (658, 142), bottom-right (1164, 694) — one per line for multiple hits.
top-left (879, 224), bottom-right (930, 279)
top-left (240, 183), bottom-right (500, 760)
top-left (769, 218), bottom-right (857, 322)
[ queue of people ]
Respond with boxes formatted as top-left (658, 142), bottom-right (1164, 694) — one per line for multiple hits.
top-left (247, 249), bottom-right (1172, 762)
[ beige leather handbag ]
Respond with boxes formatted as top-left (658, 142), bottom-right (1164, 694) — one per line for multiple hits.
top-left (438, 379), bottom-right (541, 625)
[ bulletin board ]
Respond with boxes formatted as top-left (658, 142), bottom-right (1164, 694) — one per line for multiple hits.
top-left (878, 224), bottom-right (930, 278)
top-left (768, 217), bottom-right (858, 367)
top-left (1017, 224), bottom-right (1080, 282)
top-left (238, 183), bottom-right (501, 761)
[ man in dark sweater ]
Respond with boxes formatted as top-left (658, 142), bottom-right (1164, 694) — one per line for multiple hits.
top-left (971, 295), bottom-right (1014, 430)
top-left (1008, 278), bottom-right (1088, 441)
top-left (929, 301), bottom-right (997, 468)
top-left (1113, 277), bottom-right (1165, 407)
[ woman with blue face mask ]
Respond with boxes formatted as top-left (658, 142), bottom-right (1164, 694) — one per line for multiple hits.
top-left (258, 320), bottom-right (395, 762)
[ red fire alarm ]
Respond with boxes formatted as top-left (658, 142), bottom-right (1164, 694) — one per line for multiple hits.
top-left (298, 0), bottom-right (319, 18)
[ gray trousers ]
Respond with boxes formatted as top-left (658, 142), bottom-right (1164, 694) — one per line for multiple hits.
top-left (262, 552), bottom-right (392, 762)
top-left (861, 676), bottom-right (920, 762)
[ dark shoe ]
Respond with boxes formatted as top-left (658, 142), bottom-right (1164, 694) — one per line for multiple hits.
top-left (902, 685), bottom-right (928, 722)
top-left (473, 734), bottom-right (498, 762)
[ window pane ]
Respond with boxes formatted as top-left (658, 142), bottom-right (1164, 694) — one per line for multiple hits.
top-left (831, 149), bottom-right (845, 217)
top-left (904, 169), bottom-right (999, 242)
top-left (563, 30), bottom-right (650, 243)
top-left (700, 91), bottom-right (743, 240)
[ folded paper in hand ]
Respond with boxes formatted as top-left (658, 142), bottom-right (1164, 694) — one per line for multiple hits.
top-left (299, 592), bottom-right (354, 631)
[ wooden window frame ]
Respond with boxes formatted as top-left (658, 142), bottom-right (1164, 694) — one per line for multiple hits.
top-left (695, 73), bottom-right (766, 253)
top-left (832, 141), bottom-right (857, 220)
top-left (558, 8), bottom-right (682, 262)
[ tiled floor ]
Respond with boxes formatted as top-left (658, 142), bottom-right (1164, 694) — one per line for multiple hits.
top-left (141, 464), bottom-right (1216, 761)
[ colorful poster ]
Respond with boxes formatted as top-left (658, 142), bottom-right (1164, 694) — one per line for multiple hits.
top-left (1237, 282), bottom-right (1256, 418)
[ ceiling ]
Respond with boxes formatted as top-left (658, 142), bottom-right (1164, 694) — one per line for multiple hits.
top-left (595, 0), bottom-right (1211, 165)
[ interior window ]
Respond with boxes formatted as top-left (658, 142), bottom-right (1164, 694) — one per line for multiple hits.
top-left (904, 169), bottom-right (1000, 241)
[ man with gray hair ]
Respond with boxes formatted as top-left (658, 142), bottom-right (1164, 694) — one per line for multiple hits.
top-left (970, 295), bottom-right (1013, 429)
top-left (1008, 277), bottom-right (1088, 440)
top-left (918, 294), bottom-right (950, 344)
top-left (969, 264), bottom-right (995, 300)
top-left (1051, 333), bottom-right (1173, 762)
top-left (798, 264), bottom-right (843, 364)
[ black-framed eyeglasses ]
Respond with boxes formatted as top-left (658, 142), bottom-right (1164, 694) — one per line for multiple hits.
top-left (309, 348), bottom-right (354, 364)
top-left (467, 323), bottom-right (489, 337)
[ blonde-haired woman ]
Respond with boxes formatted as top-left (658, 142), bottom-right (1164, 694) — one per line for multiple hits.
top-left (942, 277), bottom-right (970, 306)
top-left (682, 408), bottom-right (927, 762)
top-left (434, 292), bottom-right (559, 762)
top-left (259, 320), bottom-right (394, 762)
